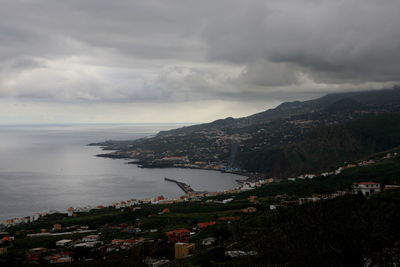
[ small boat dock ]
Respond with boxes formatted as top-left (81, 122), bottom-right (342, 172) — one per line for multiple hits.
top-left (164, 177), bottom-right (195, 194)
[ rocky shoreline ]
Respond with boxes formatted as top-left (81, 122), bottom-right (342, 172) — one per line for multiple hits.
top-left (95, 150), bottom-right (259, 182)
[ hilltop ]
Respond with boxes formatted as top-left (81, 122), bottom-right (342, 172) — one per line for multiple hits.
top-left (91, 86), bottom-right (400, 178)
top-left (157, 85), bottom-right (400, 135)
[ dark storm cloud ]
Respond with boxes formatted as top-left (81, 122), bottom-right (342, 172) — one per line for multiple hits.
top-left (201, 0), bottom-right (400, 85)
top-left (0, 0), bottom-right (399, 102)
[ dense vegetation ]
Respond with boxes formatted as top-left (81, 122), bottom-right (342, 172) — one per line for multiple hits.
top-left (231, 191), bottom-right (400, 267)
top-left (236, 113), bottom-right (400, 176)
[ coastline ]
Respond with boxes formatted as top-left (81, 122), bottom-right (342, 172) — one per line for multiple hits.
top-left (128, 160), bottom-right (250, 179)
top-left (94, 148), bottom-right (254, 181)
top-left (1, 147), bottom-right (248, 226)
top-left (0, 169), bottom-right (251, 228)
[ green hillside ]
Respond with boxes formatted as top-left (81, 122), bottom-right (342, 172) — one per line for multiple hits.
top-left (236, 113), bottom-right (400, 176)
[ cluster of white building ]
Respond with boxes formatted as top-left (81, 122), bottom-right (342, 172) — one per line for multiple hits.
top-left (1, 196), bottom-right (166, 227)
top-left (288, 152), bottom-right (399, 182)
top-left (1, 211), bottom-right (56, 228)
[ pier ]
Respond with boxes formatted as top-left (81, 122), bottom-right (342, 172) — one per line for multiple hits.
top-left (164, 177), bottom-right (195, 194)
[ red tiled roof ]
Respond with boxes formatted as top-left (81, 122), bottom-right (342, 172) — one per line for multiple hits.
top-left (197, 221), bottom-right (217, 228)
top-left (166, 229), bottom-right (190, 235)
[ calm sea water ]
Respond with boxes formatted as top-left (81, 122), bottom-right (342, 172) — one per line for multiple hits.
top-left (0, 124), bottom-right (243, 221)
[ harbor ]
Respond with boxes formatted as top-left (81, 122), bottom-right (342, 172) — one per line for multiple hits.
top-left (164, 177), bottom-right (195, 194)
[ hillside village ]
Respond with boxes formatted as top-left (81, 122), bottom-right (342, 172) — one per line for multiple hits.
top-left (93, 88), bottom-right (400, 178)
top-left (1, 150), bottom-right (400, 266)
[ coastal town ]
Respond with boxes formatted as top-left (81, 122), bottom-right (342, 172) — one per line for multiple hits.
top-left (92, 91), bottom-right (400, 179)
top-left (4, 150), bottom-right (398, 228)
top-left (1, 150), bottom-right (399, 266)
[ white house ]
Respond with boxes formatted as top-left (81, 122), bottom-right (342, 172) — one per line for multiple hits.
top-left (222, 198), bottom-right (234, 204)
top-left (270, 205), bottom-right (280, 210)
top-left (353, 182), bottom-right (381, 195)
top-left (82, 234), bottom-right (99, 242)
top-left (67, 207), bottom-right (74, 217)
top-left (74, 241), bottom-right (103, 248)
top-left (201, 237), bottom-right (216, 246)
top-left (56, 239), bottom-right (72, 247)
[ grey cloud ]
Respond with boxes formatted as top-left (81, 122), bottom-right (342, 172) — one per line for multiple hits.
top-left (0, 0), bottom-right (400, 104)
top-left (201, 0), bottom-right (400, 84)
top-left (240, 60), bottom-right (300, 87)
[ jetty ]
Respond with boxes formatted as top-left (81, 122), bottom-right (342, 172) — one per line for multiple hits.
top-left (164, 177), bottom-right (195, 194)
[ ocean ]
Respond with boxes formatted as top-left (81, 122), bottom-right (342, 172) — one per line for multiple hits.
top-left (0, 124), bottom-right (243, 221)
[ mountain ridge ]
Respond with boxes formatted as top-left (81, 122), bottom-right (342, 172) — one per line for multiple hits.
top-left (93, 86), bottom-right (400, 178)
top-left (158, 86), bottom-right (400, 136)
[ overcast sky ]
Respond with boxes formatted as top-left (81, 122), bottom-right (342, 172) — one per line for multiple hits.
top-left (1, 0), bottom-right (399, 124)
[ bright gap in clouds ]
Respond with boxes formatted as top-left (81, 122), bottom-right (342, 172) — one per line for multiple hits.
top-left (0, 99), bottom-right (282, 124)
